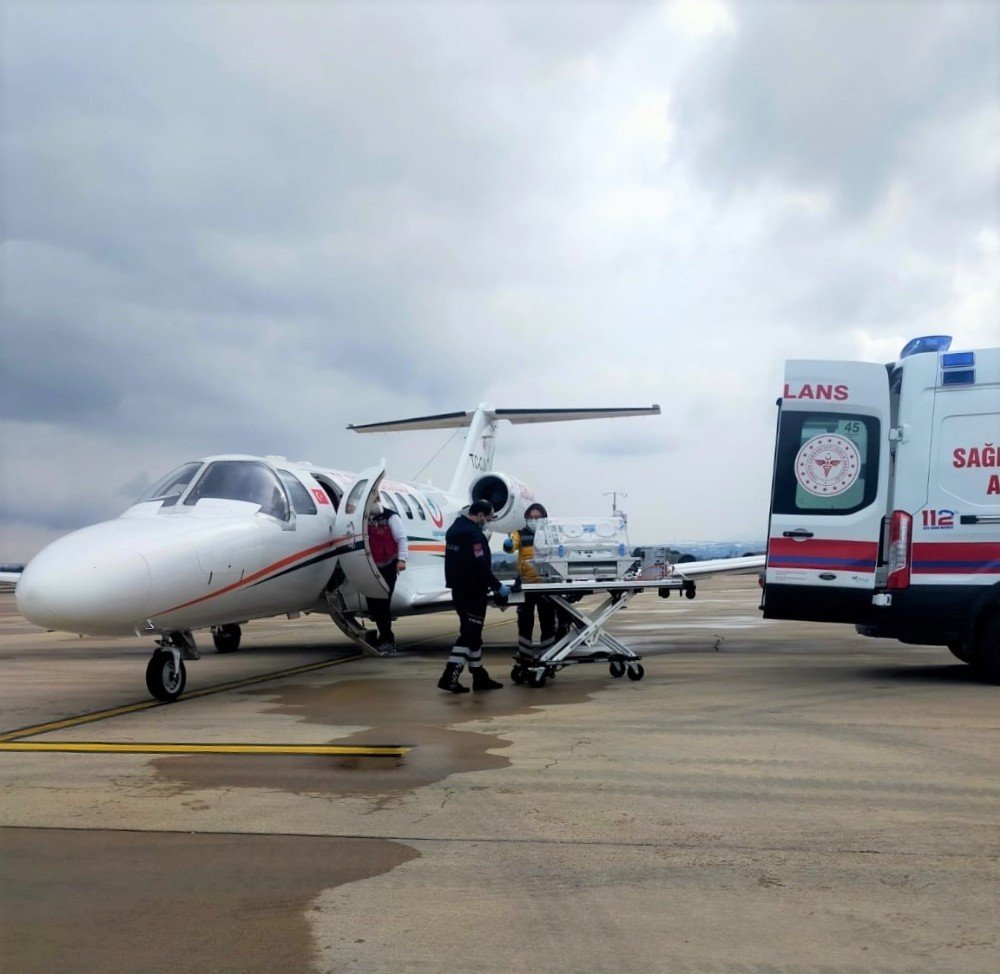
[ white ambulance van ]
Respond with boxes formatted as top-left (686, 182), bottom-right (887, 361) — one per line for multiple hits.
top-left (762, 336), bottom-right (1000, 678)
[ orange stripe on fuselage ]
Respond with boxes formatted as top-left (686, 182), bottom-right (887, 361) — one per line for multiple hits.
top-left (154, 534), bottom-right (352, 617)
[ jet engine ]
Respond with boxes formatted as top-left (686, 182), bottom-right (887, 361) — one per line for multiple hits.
top-left (469, 472), bottom-right (535, 534)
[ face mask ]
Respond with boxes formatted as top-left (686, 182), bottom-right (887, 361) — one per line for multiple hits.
top-left (525, 519), bottom-right (541, 531)
top-left (370, 502), bottom-right (383, 516)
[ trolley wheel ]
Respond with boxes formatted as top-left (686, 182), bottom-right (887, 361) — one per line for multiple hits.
top-left (609, 661), bottom-right (626, 678)
top-left (510, 664), bottom-right (526, 685)
top-left (545, 666), bottom-right (557, 679)
top-left (527, 670), bottom-right (547, 689)
top-left (626, 663), bottom-right (645, 682)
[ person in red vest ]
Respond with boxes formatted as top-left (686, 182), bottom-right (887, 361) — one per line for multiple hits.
top-left (365, 499), bottom-right (409, 652)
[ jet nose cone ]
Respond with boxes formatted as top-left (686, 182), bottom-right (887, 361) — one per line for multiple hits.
top-left (17, 533), bottom-right (152, 635)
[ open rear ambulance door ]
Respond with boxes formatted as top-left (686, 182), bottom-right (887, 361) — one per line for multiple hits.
top-left (332, 462), bottom-right (391, 599)
top-left (763, 361), bottom-right (891, 623)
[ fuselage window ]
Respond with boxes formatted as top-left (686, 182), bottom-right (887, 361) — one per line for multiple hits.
top-left (411, 494), bottom-right (428, 520)
top-left (278, 469), bottom-right (318, 515)
top-left (379, 491), bottom-right (398, 514)
top-left (184, 460), bottom-right (291, 521)
top-left (137, 462), bottom-right (203, 508)
top-left (393, 492), bottom-right (414, 519)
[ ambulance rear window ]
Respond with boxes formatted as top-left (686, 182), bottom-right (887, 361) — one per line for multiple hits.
top-left (772, 412), bottom-right (880, 515)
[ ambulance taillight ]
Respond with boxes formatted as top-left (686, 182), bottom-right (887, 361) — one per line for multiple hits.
top-left (886, 511), bottom-right (912, 590)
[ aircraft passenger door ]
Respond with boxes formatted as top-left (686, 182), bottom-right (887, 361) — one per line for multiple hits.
top-left (763, 361), bottom-right (891, 623)
top-left (332, 463), bottom-right (391, 598)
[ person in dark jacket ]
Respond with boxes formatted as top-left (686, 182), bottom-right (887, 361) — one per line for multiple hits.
top-left (439, 499), bottom-right (510, 693)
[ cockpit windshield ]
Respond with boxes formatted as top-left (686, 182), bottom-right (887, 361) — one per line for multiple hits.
top-left (183, 460), bottom-right (290, 520)
top-left (136, 462), bottom-right (204, 507)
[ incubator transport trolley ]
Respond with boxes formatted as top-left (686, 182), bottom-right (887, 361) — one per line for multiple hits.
top-left (503, 516), bottom-right (700, 687)
top-left (507, 575), bottom-right (695, 688)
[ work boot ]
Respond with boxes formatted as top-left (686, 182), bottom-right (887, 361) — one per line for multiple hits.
top-left (471, 667), bottom-right (503, 691)
top-left (437, 662), bottom-right (469, 694)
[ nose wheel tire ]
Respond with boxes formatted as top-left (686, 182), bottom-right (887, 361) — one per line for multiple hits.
top-left (146, 651), bottom-right (187, 702)
top-left (212, 624), bottom-right (242, 653)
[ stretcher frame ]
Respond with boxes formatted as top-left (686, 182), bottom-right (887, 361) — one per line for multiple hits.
top-left (506, 575), bottom-right (695, 687)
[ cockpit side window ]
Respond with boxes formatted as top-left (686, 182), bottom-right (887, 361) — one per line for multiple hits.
top-left (137, 462), bottom-right (203, 508)
top-left (278, 469), bottom-right (318, 515)
top-left (184, 461), bottom-right (290, 520)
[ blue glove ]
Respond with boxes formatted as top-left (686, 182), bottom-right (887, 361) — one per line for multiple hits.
top-left (498, 583), bottom-right (511, 598)
top-left (502, 538), bottom-right (514, 553)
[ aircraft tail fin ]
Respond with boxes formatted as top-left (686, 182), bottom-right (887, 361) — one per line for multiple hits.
top-left (349, 403), bottom-right (660, 498)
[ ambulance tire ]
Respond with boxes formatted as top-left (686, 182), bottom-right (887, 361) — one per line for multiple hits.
top-left (947, 640), bottom-right (977, 665)
top-left (972, 611), bottom-right (1000, 684)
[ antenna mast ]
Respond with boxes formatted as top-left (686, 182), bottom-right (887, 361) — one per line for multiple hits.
top-left (603, 490), bottom-right (628, 523)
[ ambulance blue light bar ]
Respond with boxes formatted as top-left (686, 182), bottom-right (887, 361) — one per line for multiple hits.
top-left (899, 335), bottom-right (952, 358)
top-left (942, 351), bottom-right (975, 368)
top-left (940, 350), bottom-right (975, 386)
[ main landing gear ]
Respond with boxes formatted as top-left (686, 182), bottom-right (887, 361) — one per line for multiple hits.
top-left (146, 631), bottom-right (199, 702)
top-left (212, 623), bottom-right (242, 653)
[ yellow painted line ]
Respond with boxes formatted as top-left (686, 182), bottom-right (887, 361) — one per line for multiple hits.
top-left (0, 654), bottom-right (363, 743)
top-left (0, 742), bottom-right (408, 757)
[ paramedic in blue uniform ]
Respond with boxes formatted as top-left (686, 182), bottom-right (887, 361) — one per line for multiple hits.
top-left (439, 499), bottom-right (510, 693)
top-left (365, 499), bottom-right (408, 652)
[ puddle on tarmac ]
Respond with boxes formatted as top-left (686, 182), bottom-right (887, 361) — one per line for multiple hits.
top-left (1, 827), bottom-right (419, 974)
top-left (152, 659), bottom-right (604, 803)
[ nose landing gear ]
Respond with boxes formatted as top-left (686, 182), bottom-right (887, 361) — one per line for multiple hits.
top-left (146, 631), bottom-right (198, 702)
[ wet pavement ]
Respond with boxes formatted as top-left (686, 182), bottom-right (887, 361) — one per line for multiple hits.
top-left (1, 576), bottom-right (998, 973)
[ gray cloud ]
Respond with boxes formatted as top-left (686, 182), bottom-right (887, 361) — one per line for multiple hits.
top-left (2, 0), bottom-right (997, 559)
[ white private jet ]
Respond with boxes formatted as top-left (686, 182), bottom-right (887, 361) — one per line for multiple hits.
top-left (14, 403), bottom-right (761, 702)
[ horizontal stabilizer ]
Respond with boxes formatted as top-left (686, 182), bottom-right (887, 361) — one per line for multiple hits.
top-left (348, 411), bottom-right (472, 433)
top-left (349, 405), bottom-right (660, 433)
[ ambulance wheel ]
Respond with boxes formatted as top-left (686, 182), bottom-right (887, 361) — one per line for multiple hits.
top-left (947, 640), bottom-right (977, 665)
top-left (528, 671), bottom-right (547, 689)
top-left (972, 611), bottom-right (1000, 683)
top-left (145, 651), bottom-right (186, 702)
top-left (609, 661), bottom-right (626, 678)
top-left (511, 665), bottom-right (526, 685)
top-left (626, 664), bottom-right (645, 682)
top-left (212, 624), bottom-right (242, 653)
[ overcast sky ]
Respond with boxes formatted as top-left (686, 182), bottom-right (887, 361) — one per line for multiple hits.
top-left (2, 0), bottom-right (998, 561)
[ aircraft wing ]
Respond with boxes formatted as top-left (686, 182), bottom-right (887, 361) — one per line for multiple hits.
top-left (668, 555), bottom-right (765, 577)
